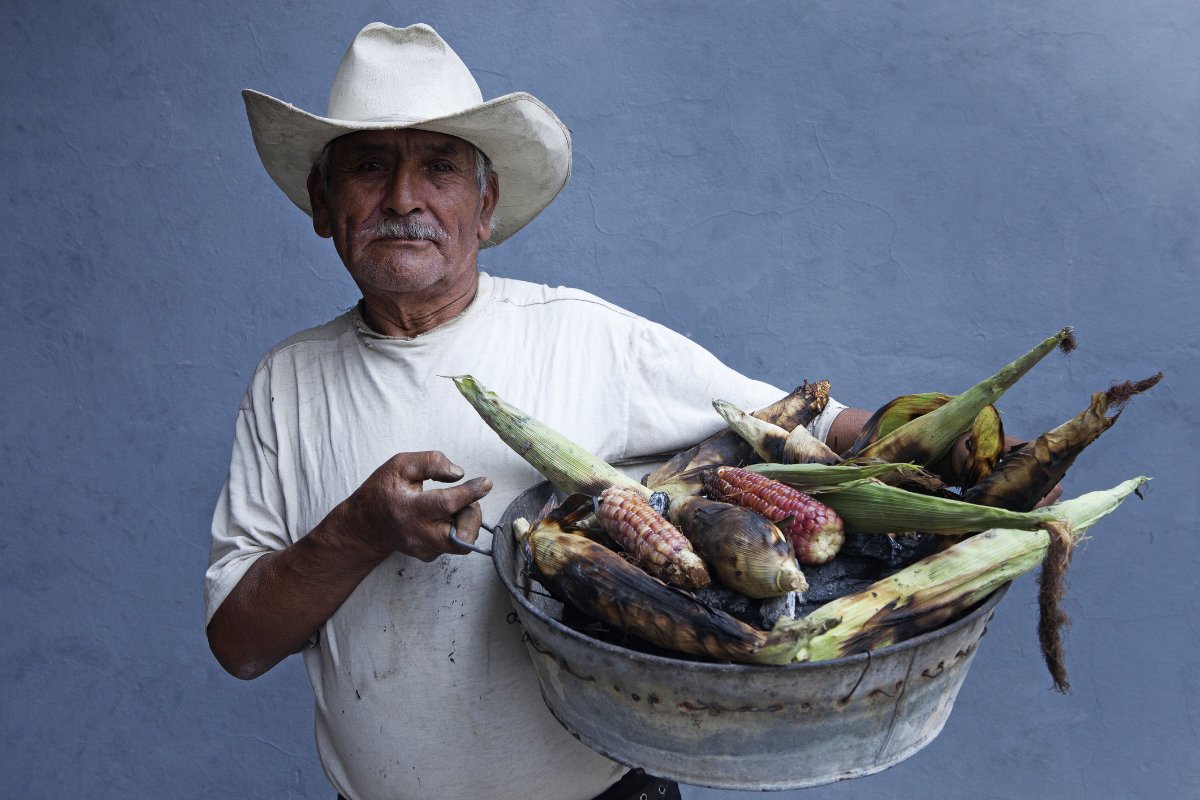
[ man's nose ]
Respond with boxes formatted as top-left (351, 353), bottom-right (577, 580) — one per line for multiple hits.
top-left (382, 166), bottom-right (425, 217)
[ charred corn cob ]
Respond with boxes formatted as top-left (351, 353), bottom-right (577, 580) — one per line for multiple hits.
top-left (704, 466), bottom-right (845, 565)
top-left (596, 486), bottom-right (710, 590)
top-left (668, 495), bottom-right (807, 597)
top-left (514, 516), bottom-right (802, 663)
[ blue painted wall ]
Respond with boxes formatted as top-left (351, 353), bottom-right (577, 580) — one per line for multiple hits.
top-left (3, 1), bottom-right (1197, 797)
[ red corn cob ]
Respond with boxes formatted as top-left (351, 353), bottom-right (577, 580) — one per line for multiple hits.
top-left (705, 466), bottom-right (845, 565)
top-left (596, 486), bottom-right (711, 590)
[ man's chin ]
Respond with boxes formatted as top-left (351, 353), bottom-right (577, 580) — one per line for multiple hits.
top-left (349, 260), bottom-right (452, 295)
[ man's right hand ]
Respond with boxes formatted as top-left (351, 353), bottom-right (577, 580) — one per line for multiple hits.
top-left (208, 451), bottom-right (491, 680)
top-left (333, 451), bottom-right (493, 561)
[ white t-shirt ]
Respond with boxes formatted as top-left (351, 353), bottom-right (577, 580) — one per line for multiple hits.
top-left (206, 272), bottom-right (844, 800)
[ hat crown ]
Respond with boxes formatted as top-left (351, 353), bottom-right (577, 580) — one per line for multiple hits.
top-left (327, 23), bottom-right (484, 123)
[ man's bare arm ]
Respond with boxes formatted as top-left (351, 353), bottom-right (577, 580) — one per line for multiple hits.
top-left (824, 407), bottom-right (872, 456)
top-left (206, 451), bottom-right (492, 680)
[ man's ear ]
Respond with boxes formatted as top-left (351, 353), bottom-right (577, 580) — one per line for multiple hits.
top-left (476, 171), bottom-right (499, 242)
top-left (307, 166), bottom-right (332, 239)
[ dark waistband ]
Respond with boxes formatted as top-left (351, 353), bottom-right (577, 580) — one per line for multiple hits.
top-left (592, 769), bottom-right (678, 800)
top-left (335, 769), bottom-right (679, 800)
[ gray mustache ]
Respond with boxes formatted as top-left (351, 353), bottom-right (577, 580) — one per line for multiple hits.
top-left (373, 217), bottom-right (447, 241)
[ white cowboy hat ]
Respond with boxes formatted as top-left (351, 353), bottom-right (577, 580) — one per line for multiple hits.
top-left (242, 22), bottom-right (572, 247)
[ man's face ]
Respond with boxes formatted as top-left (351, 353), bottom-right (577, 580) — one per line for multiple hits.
top-left (308, 129), bottom-right (498, 298)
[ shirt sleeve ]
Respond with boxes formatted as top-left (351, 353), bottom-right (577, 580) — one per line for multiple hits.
top-left (621, 317), bottom-right (845, 458)
top-left (204, 370), bottom-right (290, 627)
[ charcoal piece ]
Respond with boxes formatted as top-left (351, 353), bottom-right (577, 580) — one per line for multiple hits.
top-left (693, 584), bottom-right (760, 627)
top-left (801, 555), bottom-right (880, 604)
top-left (759, 591), bottom-right (799, 629)
top-left (840, 532), bottom-right (939, 569)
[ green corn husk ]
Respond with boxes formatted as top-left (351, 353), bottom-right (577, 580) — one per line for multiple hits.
top-left (451, 375), bottom-right (648, 498)
top-left (858, 327), bottom-right (1075, 467)
top-left (846, 392), bottom-right (953, 456)
top-left (962, 404), bottom-right (1006, 488)
top-left (766, 477), bottom-right (1149, 665)
top-left (753, 471), bottom-right (1057, 535)
top-left (847, 392), bottom-right (1005, 490)
top-left (747, 461), bottom-right (929, 491)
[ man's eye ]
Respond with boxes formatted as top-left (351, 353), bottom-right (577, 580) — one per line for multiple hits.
top-left (429, 161), bottom-right (456, 172)
top-left (358, 160), bottom-right (385, 172)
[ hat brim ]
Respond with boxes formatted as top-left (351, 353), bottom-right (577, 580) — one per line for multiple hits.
top-left (242, 89), bottom-right (572, 247)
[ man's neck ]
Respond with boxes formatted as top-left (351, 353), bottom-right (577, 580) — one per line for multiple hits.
top-left (358, 271), bottom-right (480, 338)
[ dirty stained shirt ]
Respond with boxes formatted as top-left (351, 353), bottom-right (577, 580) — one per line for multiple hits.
top-left (205, 272), bottom-right (845, 800)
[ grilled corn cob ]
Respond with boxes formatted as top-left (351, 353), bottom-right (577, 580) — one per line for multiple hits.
top-left (705, 466), bottom-right (845, 565)
top-left (596, 486), bottom-right (710, 590)
top-left (668, 495), bottom-right (807, 597)
top-left (515, 516), bottom-right (801, 663)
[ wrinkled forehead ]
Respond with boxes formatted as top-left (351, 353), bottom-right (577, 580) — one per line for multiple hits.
top-left (328, 128), bottom-right (477, 161)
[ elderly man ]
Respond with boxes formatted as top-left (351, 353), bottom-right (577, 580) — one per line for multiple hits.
top-left (205, 23), bottom-right (860, 800)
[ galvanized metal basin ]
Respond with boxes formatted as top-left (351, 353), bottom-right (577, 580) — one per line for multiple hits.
top-left (495, 482), bottom-right (1007, 791)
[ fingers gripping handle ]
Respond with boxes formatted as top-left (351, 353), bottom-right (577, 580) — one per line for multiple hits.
top-left (449, 521), bottom-right (498, 556)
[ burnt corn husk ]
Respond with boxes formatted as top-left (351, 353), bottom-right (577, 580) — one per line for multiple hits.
top-left (713, 399), bottom-right (840, 465)
top-left (711, 399), bottom-right (791, 462)
top-left (668, 495), bottom-right (808, 597)
top-left (964, 374), bottom-right (1163, 511)
top-left (646, 380), bottom-right (832, 487)
top-left (515, 517), bottom-right (797, 663)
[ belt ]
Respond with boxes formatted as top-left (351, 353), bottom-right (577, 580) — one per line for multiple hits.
top-left (590, 769), bottom-right (680, 800)
top-left (334, 770), bottom-right (680, 800)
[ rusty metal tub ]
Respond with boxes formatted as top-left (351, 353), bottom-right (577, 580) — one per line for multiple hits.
top-left (495, 482), bottom-right (1006, 791)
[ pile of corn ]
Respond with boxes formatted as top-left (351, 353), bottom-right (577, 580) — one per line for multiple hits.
top-left (453, 328), bottom-right (1160, 691)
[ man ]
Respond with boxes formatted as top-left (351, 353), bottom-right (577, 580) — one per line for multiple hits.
top-left (205, 23), bottom-right (860, 800)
